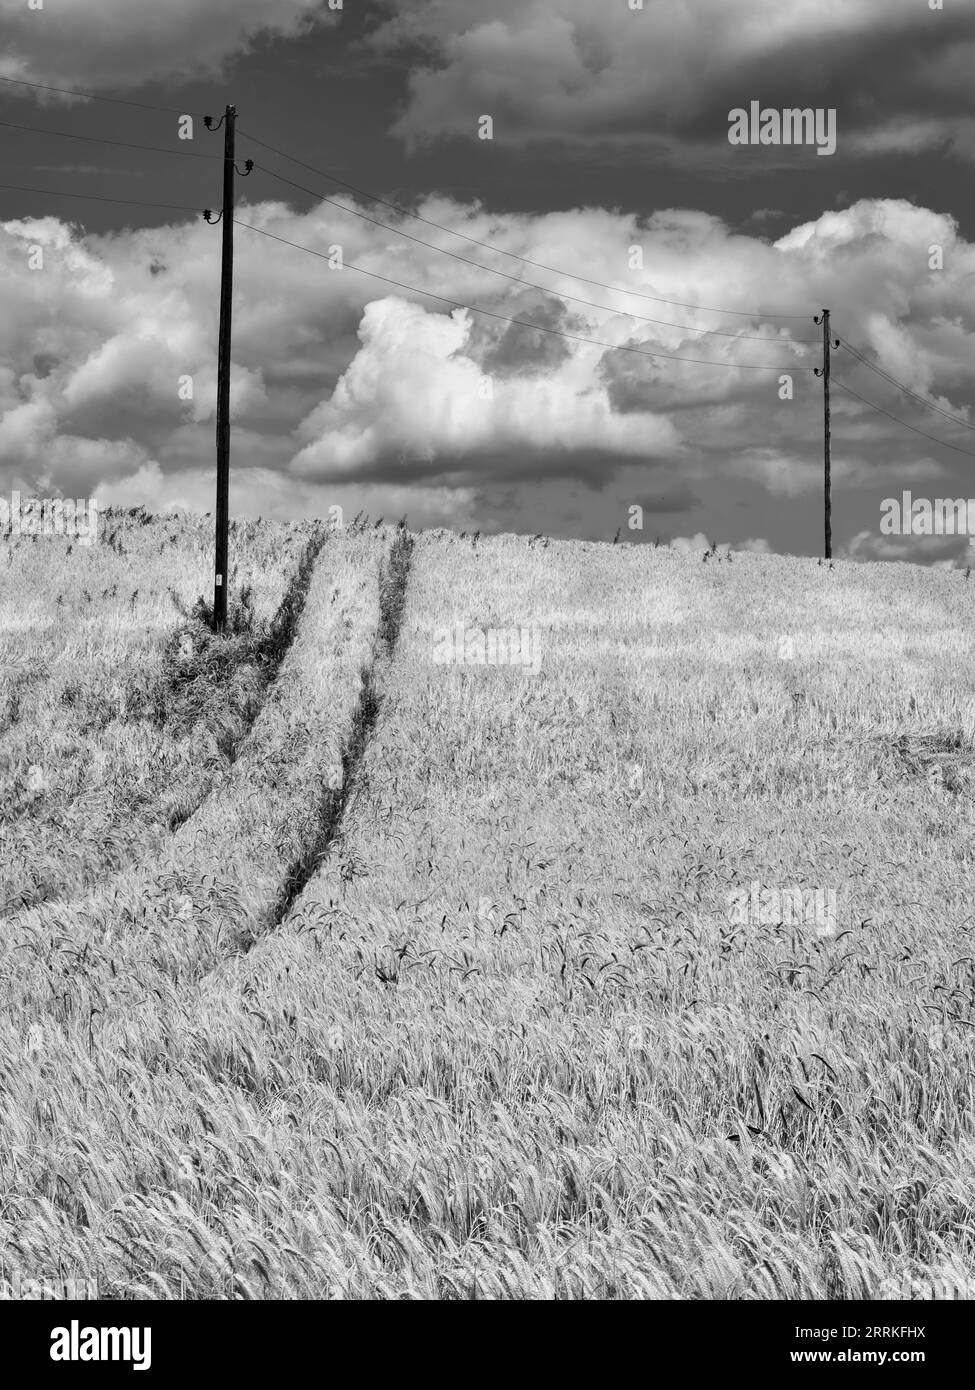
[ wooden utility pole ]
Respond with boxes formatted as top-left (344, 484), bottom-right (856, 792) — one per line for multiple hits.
top-left (814, 309), bottom-right (840, 561)
top-left (203, 106), bottom-right (251, 630)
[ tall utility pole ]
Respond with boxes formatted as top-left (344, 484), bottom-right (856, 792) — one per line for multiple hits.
top-left (814, 309), bottom-right (840, 561)
top-left (203, 106), bottom-right (251, 631)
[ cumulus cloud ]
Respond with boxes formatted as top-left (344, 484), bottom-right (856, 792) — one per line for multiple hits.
top-left (0, 393), bottom-right (153, 495)
top-left (842, 529), bottom-right (972, 568)
top-left (668, 533), bottom-right (772, 554)
top-left (369, 0), bottom-right (975, 163)
top-left (92, 459), bottom-right (477, 534)
top-left (0, 0), bottom-right (336, 92)
top-left (668, 533), bottom-right (714, 553)
top-left (290, 296), bottom-right (679, 481)
top-left (2, 192), bottom-right (974, 549)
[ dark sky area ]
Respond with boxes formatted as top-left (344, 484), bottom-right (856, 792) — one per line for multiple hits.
top-left (4, 6), bottom-right (973, 239)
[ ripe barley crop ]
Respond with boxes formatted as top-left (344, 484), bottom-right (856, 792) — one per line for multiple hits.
top-left (2, 522), bottom-right (974, 1299)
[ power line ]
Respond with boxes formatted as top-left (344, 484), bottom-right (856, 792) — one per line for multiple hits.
top-left (0, 102), bottom-right (814, 325)
top-left (0, 180), bottom-right (201, 214)
top-left (832, 379), bottom-right (975, 459)
top-left (237, 127), bottom-right (812, 322)
top-left (235, 218), bottom-right (816, 372)
top-left (0, 74), bottom-right (203, 116)
top-left (247, 157), bottom-right (819, 346)
top-left (0, 117), bottom-right (224, 160)
top-left (835, 337), bottom-right (975, 434)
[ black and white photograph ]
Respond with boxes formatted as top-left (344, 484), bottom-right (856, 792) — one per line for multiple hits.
top-left (0, 0), bottom-right (973, 1356)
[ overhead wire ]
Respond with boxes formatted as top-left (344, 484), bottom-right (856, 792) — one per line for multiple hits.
top-left (832, 379), bottom-right (975, 459)
top-left (0, 180), bottom-right (202, 214)
top-left (5, 99), bottom-right (973, 464)
top-left (235, 218), bottom-right (818, 372)
top-left (245, 157), bottom-right (819, 346)
top-left (835, 336), bottom-right (975, 433)
top-left (0, 116), bottom-right (225, 161)
top-left (0, 74), bottom-right (206, 117)
top-left (237, 127), bottom-right (813, 322)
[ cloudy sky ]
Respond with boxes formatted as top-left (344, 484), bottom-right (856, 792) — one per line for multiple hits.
top-left (1, 0), bottom-right (974, 560)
